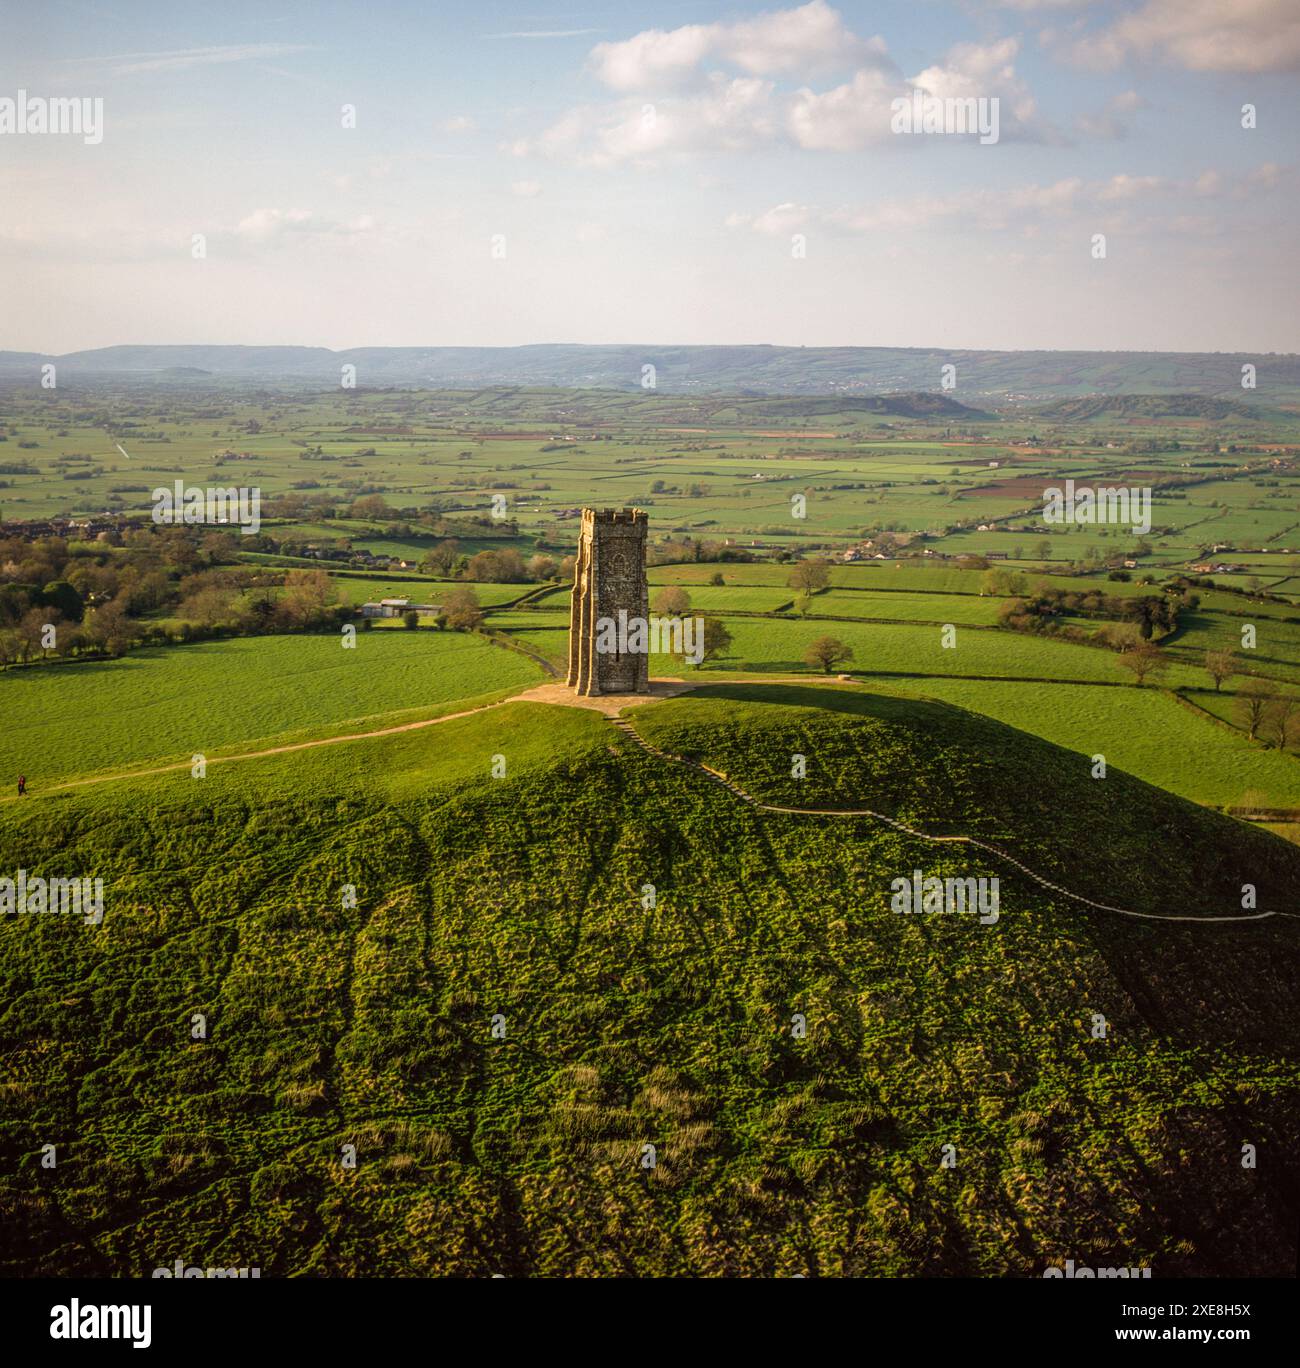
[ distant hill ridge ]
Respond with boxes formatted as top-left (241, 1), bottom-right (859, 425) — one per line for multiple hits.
top-left (1029, 394), bottom-right (1265, 421)
top-left (1, 343), bottom-right (1296, 401)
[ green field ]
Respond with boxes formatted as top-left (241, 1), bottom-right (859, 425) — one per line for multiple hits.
top-left (0, 632), bottom-right (542, 785)
top-left (885, 678), bottom-right (1300, 810)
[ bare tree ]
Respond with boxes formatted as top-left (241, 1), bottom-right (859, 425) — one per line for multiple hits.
top-left (1204, 648), bottom-right (1236, 693)
top-left (1115, 641), bottom-right (1168, 688)
top-left (1235, 677), bottom-right (1272, 740)
top-left (1262, 689), bottom-right (1299, 751)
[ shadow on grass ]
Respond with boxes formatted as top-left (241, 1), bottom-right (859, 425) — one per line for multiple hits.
top-left (670, 679), bottom-right (970, 728)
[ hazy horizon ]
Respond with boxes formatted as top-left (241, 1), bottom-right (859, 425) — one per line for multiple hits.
top-left (5, 340), bottom-right (1299, 361)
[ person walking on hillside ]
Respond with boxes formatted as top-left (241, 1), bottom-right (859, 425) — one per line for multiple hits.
top-left (17, 775), bottom-right (26, 796)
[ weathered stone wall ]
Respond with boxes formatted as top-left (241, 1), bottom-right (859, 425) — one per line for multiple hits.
top-left (566, 507), bottom-right (650, 695)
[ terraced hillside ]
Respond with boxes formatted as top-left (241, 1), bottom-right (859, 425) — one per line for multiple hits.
top-left (1, 688), bottom-right (1297, 1277)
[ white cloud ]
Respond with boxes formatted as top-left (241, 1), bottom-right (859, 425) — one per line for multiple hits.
top-left (908, 37), bottom-right (1044, 137)
top-left (1193, 170), bottom-right (1223, 196)
top-left (510, 179), bottom-right (543, 197)
top-left (742, 202), bottom-right (812, 234)
top-left (440, 115), bottom-right (476, 134)
top-left (1098, 172), bottom-right (1164, 200)
top-left (732, 162), bottom-right (1288, 242)
top-left (1075, 89), bottom-right (1148, 139)
top-left (588, 1), bottom-right (889, 91)
top-left (234, 208), bottom-right (377, 246)
top-left (718, 1), bottom-right (889, 78)
top-left (589, 24), bottom-right (715, 91)
top-left (787, 67), bottom-right (897, 150)
top-left (516, 75), bottom-right (780, 166)
top-left (1069, 0), bottom-right (1300, 73)
top-left (791, 37), bottom-right (1047, 149)
top-left (730, 172), bottom-right (1197, 237)
top-left (527, 29), bottom-right (1048, 162)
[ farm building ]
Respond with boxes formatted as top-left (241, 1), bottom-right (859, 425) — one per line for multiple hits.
top-left (359, 598), bottom-right (441, 619)
top-left (360, 598), bottom-right (410, 618)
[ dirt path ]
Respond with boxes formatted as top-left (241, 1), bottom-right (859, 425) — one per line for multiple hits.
top-left (0, 677), bottom-right (691, 802)
top-left (0, 696), bottom-right (524, 802)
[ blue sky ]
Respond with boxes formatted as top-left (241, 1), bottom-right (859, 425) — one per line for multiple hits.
top-left (2, 0), bottom-right (1297, 353)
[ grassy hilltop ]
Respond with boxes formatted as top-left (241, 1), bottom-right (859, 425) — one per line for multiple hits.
top-left (1, 687), bottom-right (1297, 1277)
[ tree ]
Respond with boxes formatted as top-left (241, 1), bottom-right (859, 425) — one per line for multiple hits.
top-left (652, 586), bottom-right (691, 617)
top-left (465, 548), bottom-right (526, 582)
top-left (84, 599), bottom-right (139, 657)
top-left (279, 569), bottom-right (336, 629)
top-left (709, 571), bottom-right (725, 586)
top-left (1262, 689), bottom-right (1300, 751)
top-left (420, 539), bottom-right (460, 576)
top-left (1115, 640), bottom-right (1168, 687)
top-left (805, 635), bottom-right (854, 675)
top-left (788, 558), bottom-right (830, 594)
top-left (1235, 677), bottom-right (1272, 740)
top-left (696, 616), bottom-right (732, 666)
top-left (348, 493), bottom-right (390, 519)
top-left (794, 592), bottom-right (813, 618)
top-left (1205, 648), bottom-right (1236, 693)
top-left (16, 607), bottom-right (51, 662)
top-left (528, 553), bottom-right (558, 581)
top-left (181, 586), bottom-right (238, 629)
top-left (41, 580), bottom-right (83, 622)
top-left (245, 588), bottom-right (278, 631)
top-left (442, 587), bottom-right (483, 631)
top-left (981, 568), bottom-right (1012, 596)
top-left (402, 610), bottom-right (420, 630)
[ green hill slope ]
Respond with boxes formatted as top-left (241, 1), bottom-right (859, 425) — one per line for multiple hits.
top-left (1, 690), bottom-right (1297, 1277)
top-left (1028, 394), bottom-right (1266, 421)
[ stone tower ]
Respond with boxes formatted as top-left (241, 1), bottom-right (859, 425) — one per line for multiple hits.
top-left (566, 507), bottom-right (650, 696)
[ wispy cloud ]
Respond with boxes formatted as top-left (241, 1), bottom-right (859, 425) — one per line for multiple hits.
top-left (62, 43), bottom-right (316, 77)
top-left (486, 29), bottom-right (602, 40)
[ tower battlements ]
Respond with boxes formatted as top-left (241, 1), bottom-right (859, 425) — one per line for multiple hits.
top-left (583, 507), bottom-right (647, 528)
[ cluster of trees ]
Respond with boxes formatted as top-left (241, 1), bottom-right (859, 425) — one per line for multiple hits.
top-left (0, 563), bottom-right (347, 668)
top-left (0, 529), bottom-right (210, 661)
top-left (414, 541), bottom-right (572, 584)
top-left (647, 538), bottom-right (756, 568)
top-left (1106, 643), bottom-right (1298, 749)
top-left (176, 569), bottom-right (340, 636)
top-left (999, 584), bottom-right (1195, 645)
top-left (0, 527), bottom-right (363, 667)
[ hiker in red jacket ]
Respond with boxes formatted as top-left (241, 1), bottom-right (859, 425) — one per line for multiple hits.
top-left (17, 775), bottom-right (26, 796)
